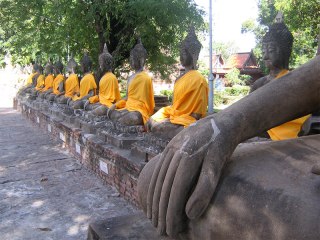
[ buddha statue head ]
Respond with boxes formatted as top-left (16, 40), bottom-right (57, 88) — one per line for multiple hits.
top-left (180, 27), bottom-right (202, 70)
top-left (99, 44), bottom-right (113, 73)
top-left (44, 61), bottom-right (54, 76)
top-left (80, 52), bottom-right (92, 74)
top-left (67, 56), bottom-right (77, 74)
top-left (262, 14), bottom-right (293, 70)
top-left (129, 38), bottom-right (147, 71)
top-left (54, 59), bottom-right (64, 75)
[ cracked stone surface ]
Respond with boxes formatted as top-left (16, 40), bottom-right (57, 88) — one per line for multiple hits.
top-left (0, 107), bottom-right (137, 240)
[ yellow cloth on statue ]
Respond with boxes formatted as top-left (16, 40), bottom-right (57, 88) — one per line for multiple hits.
top-left (64, 73), bottom-right (79, 98)
top-left (116, 71), bottom-right (155, 124)
top-left (73, 73), bottom-right (96, 101)
top-left (26, 72), bottom-right (36, 85)
top-left (52, 74), bottom-right (65, 95)
top-left (89, 72), bottom-right (120, 107)
top-left (151, 70), bottom-right (208, 127)
top-left (40, 74), bottom-right (54, 92)
top-left (267, 69), bottom-right (310, 141)
top-left (35, 74), bottom-right (45, 90)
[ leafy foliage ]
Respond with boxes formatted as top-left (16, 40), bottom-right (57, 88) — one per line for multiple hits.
top-left (0, 0), bottom-right (205, 76)
top-left (241, 0), bottom-right (319, 70)
top-left (225, 67), bottom-right (250, 86)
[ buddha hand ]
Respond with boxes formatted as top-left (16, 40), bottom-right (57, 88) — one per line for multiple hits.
top-left (147, 114), bottom-right (238, 237)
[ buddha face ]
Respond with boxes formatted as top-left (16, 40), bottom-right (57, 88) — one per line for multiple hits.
top-left (180, 47), bottom-right (193, 68)
top-left (129, 54), bottom-right (142, 71)
top-left (262, 41), bottom-right (283, 70)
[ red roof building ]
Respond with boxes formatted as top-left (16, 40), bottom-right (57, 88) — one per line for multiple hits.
top-left (213, 51), bottom-right (263, 84)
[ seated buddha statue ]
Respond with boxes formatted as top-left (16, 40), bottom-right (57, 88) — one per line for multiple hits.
top-left (46, 60), bottom-right (65, 102)
top-left (146, 27), bottom-right (208, 139)
top-left (38, 61), bottom-right (54, 99)
top-left (55, 57), bottom-right (79, 104)
top-left (138, 53), bottom-right (320, 240)
top-left (250, 15), bottom-right (310, 140)
top-left (18, 62), bottom-right (38, 95)
top-left (84, 44), bottom-right (121, 116)
top-left (29, 64), bottom-right (45, 98)
top-left (107, 39), bottom-right (155, 126)
top-left (70, 53), bottom-right (97, 109)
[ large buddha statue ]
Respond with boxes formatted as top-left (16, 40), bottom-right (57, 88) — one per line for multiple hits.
top-left (147, 27), bottom-right (208, 139)
top-left (46, 60), bottom-right (65, 102)
top-left (107, 39), bottom-right (155, 126)
top-left (38, 61), bottom-right (54, 99)
top-left (250, 16), bottom-right (310, 140)
top-left (84, 44), bottom-right (121, 115)
top-left (138, 54), bottom-right (320, 240)
top-left (68, 53), bottom-right (97, 109)
top-left (56, 57), bottom-right (79, 104)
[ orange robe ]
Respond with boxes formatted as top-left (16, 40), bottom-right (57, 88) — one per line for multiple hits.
top-left (64, 73), bottom-right (79, 98)
top-left (151, 70), bottom-right (208, 127)
top-left (72, 73), bottom-right (96, 101)
top-left (115, 71), bottom-right (155, 124)
top-left (35, 74), bottom-right (45, 90)
top-left (52, 74), bottom-right (65, 95)
top-left (267, 70), bottom-right (310, 140)
top-left (26, 72), bottom-right (36, 85)
top-left (40, 74), bottom-right (54, 92)
top-left (88, 72), bottom-right (120, 107)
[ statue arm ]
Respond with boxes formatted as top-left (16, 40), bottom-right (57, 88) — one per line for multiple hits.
top-left (147, 56), bottom-right (320, 237)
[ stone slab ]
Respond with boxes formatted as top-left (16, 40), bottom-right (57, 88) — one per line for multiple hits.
top-left (87, 212), bottom-right (173, 240)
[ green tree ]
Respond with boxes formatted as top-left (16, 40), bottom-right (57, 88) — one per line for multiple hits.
top-left (241, 0), bottom-right (319, 70)
top-left (0, 0), bottom-right (205, 76)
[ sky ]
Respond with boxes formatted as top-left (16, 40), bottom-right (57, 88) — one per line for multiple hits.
top-left (195, 0), bottom-right (259, 53)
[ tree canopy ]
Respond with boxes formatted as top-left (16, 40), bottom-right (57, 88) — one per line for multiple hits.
top-left (0, 0), bottom-right (205, 76)
top-left (242, 0), bottom-right (320, 70)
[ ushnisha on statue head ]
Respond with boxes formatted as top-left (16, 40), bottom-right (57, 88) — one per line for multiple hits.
top-left (66, 55), bottom-right (78, 74)
top-left (80, 52), bottom-right (92, 74)
top-left (129, 38), bottom-right (147, 72)
top-left (44, 60), bottom-right (54, 76)
top-left (180, 26), bottom-right (202, 70)
top-left (54, 59), bottom-right (64, 75)
top-left (99, 44), bottom-right (113, 73)
top-left (262, 13), bottom-right (293, 70)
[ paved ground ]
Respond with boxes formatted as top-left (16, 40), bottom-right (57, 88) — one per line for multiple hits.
top-left (0, 107), bottom-right (137, 239)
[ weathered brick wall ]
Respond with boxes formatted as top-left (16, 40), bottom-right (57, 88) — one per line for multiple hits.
top-left (14, 98), bottom-right (144, 206)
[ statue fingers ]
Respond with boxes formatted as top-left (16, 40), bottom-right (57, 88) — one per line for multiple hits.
top-left (151, 149), bottom-right (176, 228)
top-left (147, 148), bottom-right (169, 219)
top-left (156, 151), bottom-right (184, 235)
top-left (186, 145), bottom-right (226, 220)
top-left (165, 151), bottom-right (204, 237)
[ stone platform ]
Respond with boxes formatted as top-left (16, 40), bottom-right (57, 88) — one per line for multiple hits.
top-left (13, 97), bottom-right (171, 206)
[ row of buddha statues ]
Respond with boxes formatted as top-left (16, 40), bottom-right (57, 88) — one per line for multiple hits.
top-left (19, 19), bottom-right (317, 141)
top-left (19, 28), bottom-right (209, 139)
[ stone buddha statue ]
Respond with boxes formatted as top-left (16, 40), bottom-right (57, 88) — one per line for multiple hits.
top-left (107, 39), bottom-right (154, 126)
top-left (84, 44), bottom-right (121, 115)
top-left (146, 27), bottom-right (208, 139)
top-left (70, 53), bottom-right (97, 109)
top-left (29, 63), bottom-right (45, 99)
top-left (138, 54), bottom-right (320, 240)
top-left (46, 60), bottom-right (65, 102)
top-left (250, 15), bottom-right (310, 141)
top-left (38, 61), bottom-right (54, 99)
top-left (251, 15), bottom-right (293, 92)
top-left (56, 57), bottom-right (79, 104)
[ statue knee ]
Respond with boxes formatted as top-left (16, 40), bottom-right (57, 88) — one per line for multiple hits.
top-left (118, 111), bottom-right (143, 126)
